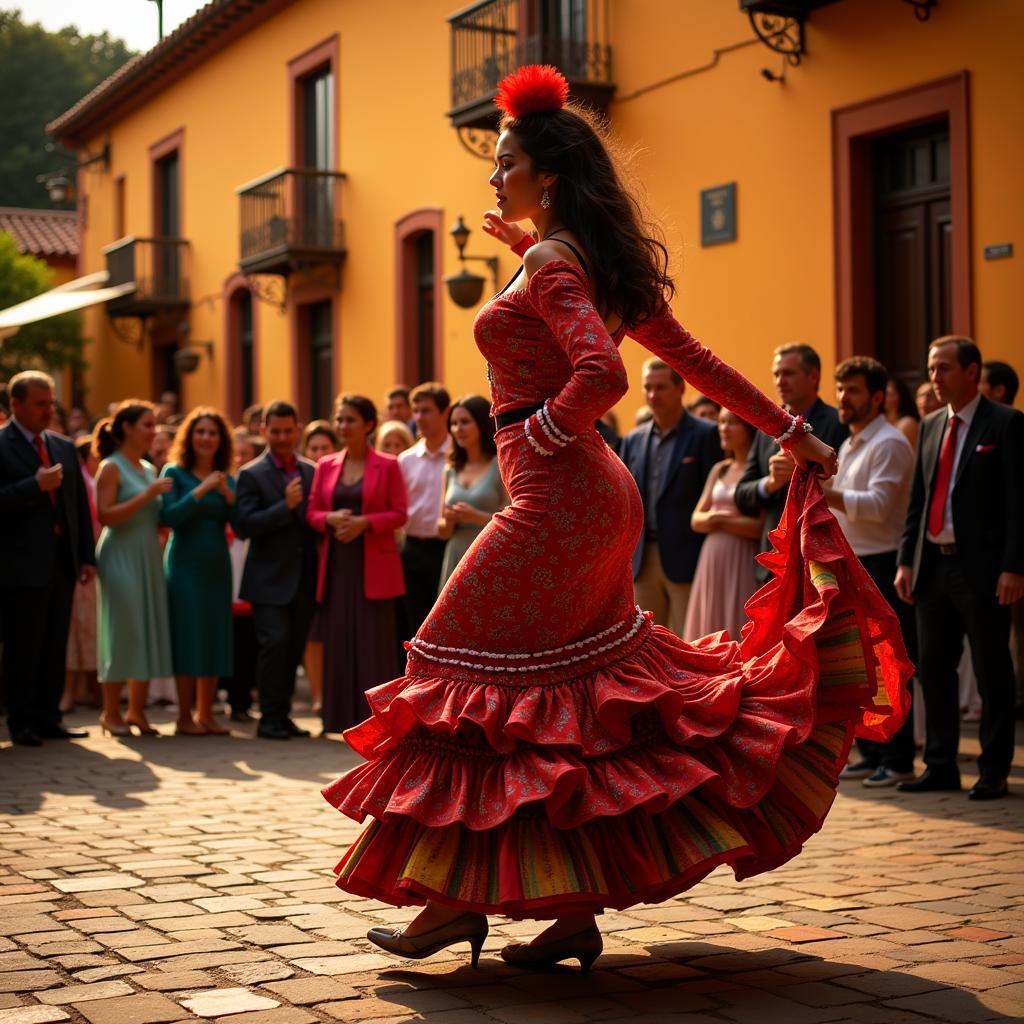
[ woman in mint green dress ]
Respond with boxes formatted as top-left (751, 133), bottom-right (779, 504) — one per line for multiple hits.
top-left (160, 407), bottom-right (236, 735)
top-left (436, 395), bottom-right (508, 590)
top-left (94, 401), bottom-right (174, 737)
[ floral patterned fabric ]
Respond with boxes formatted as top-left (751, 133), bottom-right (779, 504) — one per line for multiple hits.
top-left (322, 261), bottom-right (912, 919)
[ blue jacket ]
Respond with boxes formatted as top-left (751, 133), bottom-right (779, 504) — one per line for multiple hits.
top-left (619, 412), bottom-right (722, 583)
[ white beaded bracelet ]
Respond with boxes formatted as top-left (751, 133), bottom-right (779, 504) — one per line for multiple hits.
top-left (536, 408), bottom-right (568, 448)
top-left (541, 402), bottom-right (576, 444)
top-left (524, 417), bottom-right (554, 456)
top-left (774, 416), bottom-right (798, 445)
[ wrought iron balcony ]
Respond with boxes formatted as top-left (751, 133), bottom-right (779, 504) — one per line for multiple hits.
top-left (103, 236), bottom-right (190, 318)
top-left (739, 0), bottom-right (842, 66)
top-left (237, 168), bottom-right (347, 277)
top-left (447, 0), bottom-right (614, 133)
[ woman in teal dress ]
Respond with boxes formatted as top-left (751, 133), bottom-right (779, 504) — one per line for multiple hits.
top-left (436, 395), bottom-right (508, 590)
top-left (94, 400), bottom-right (174, 737)
top-left (160, 407), bottom-right (236, 735)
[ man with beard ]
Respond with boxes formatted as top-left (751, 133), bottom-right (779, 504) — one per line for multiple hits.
top-left (821, 357), bottom-right (916, 786)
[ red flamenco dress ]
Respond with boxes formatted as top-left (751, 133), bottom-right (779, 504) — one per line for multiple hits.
top-left (323, 258), bottom-right (912, 919)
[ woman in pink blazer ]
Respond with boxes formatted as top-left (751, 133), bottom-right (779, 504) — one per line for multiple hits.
top-left (306, 394), bottom-right (407, 735)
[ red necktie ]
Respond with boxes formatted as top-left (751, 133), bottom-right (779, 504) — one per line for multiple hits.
top-left (926, 414), bottom-right (959, 537)
top-left (34, 435), bottom-right (56, 506)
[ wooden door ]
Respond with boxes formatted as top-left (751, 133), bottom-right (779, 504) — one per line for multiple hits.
top-left (873, 123), bottom-right (952, 386)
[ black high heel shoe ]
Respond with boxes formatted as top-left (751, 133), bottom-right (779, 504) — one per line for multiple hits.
top-left (366, 912), bottom-right (488, 967)
top-left (500, 925), bottom-right (603, 974)
top-left (124, 716), bottom-right (159, 737)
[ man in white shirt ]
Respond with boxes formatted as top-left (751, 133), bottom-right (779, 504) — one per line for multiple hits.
top-left (398, 382), bottom-right (452, 638)
top-left (821, 357), bottom-right (916, 787)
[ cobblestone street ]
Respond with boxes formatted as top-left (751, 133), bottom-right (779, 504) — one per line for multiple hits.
top-left (0, 711), bottom-right (1021, 1024)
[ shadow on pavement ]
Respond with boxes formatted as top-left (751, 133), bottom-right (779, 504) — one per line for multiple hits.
top-left (0, 711), bottom-right (359, 815)
top-left (371, 941), bottom-right (1019, 1021)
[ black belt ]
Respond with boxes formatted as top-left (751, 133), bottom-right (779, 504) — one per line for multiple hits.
top-left (494, 401), bottom-right (545, 430)
top-left (929, 541), bottom-right (957, 556)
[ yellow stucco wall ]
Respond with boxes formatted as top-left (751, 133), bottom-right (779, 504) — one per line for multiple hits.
top-left (74, 0), bottom-right (1023, 422)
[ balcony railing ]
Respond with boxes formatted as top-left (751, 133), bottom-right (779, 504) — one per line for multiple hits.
top-left (237, 168), bottom-right (347, 276)
top-left (448, 0), bottom-right (614, 131)
top-left (103, 236), bottom-right (190, 317)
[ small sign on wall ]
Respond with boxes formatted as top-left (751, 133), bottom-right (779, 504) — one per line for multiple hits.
top-left (701, 183), bottom-right (737, 247)
top-left (984, 243), bottom-right (1013, 260)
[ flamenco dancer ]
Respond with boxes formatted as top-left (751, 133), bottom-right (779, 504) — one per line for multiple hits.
top-left (323, 67), bottom-right (912, 973)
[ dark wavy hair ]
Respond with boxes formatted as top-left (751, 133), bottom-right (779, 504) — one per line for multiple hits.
top-left (500, 103), bottom-right (673, 328)
top-left (169, 406), bottom-right (233, 472)
top-left (335, 393), bottom-right (378, 433)
top-left (886, 376), bottom-right (919, 421)
top-left (92, 400), bottom-right (156, 460)
top-left (447, 395), bottom-right (496, 472)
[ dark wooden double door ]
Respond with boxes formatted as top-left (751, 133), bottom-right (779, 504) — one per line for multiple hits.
top-left (873, 122), bottom-right (952, 386)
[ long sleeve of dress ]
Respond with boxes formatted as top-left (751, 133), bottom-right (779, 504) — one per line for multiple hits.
top-left (628, 305), bottom-right (791, 440)
top-left (159, 466), bottom-right (200, 528)
top-left (526, 262), bottom-right (629, 439)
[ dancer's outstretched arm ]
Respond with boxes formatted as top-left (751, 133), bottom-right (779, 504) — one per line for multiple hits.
top-left (629, 305), bottom-right (837, 474)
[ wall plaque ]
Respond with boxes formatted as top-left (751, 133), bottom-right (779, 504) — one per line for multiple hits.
top-left (984, 243), bottom-right (1013, 260)
top-left (701, 183), bottom-right (737, 247)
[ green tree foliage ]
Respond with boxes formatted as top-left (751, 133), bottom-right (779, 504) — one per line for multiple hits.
top-left (0, 232), bottom-right (85, 379)
top-left (0, 11), bottom-right (136, 209)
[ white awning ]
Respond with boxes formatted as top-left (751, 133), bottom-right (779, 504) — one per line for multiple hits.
top-left (0, 269), bottom-right (135, 335)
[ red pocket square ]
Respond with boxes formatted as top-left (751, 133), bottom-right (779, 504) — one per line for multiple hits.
top-left (681, 456), bottom-right (697, 464)
top-left (975, 444), bottom-right (996, 453)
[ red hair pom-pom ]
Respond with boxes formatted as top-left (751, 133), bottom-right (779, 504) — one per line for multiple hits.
top-left (495, 64), bottom-right (569, 118)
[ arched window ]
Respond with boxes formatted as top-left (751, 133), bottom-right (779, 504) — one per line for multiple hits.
top-left (224, 276), bottom-right (257, 422)
top-left (395, 209), bottom-right (443, 387)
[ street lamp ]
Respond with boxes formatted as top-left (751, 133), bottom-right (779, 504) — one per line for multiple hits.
top-left (444, 215), bottom-right (498, 309)
top-left (36, 142), bottom-right (110, 204)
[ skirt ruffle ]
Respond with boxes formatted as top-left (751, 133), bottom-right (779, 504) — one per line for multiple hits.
top-left (323, 473), bottom-right (912, 919)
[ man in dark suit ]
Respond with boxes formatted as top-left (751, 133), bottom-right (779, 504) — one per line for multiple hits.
top-left (895, 337), bottom-right (1024, 800)
top-left (735, 344), bottom-right (848, 583)
top-left (0, 371), bottom-right (95, 746)
top-left (235, 400), bottom-right (319, 740)
top-left (619, 358), bottom-right (722, 636)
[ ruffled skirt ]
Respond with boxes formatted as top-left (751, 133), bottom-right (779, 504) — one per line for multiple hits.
top-left (323, 426), bottom-right (911, 918)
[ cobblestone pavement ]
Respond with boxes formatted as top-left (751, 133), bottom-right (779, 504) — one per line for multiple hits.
top-left (0, 709), bottom-right (1021, 1024)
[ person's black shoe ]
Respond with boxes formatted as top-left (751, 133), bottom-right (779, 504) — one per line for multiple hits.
top-left (284, 719), bottom-right (311, 738)
top-left (38, 725), bottom-right (88, 740)
top-left (230, 709), bottom-right (256, 722)
top-left (256, 721), bottom-right (291, 740)
top-left (968, 778), bottom-right (1009, 801)
top-left (897, 769), bottom-right (961, 793)
top-left (10, 728), bottom-right (43, 747)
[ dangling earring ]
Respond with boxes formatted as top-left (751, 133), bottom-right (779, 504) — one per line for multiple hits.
top-left (540, 187), bottom-right (551, 210)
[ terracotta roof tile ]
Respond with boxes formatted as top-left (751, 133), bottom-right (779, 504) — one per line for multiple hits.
top-left (0, 207), bottom-right (79, 259)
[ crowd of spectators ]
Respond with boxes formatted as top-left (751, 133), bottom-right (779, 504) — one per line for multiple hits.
top-left (0, 377), bottom-right (510, 745)
top-left (0, 340), bottom-right (1020, 799)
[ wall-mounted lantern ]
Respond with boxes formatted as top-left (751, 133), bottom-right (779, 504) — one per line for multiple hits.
top-left (36, 142), bottom-right (111, 204)
top-left (173, 342), bottom-right (213, 375)
top-left (444, 215), bottom-right (498, 308)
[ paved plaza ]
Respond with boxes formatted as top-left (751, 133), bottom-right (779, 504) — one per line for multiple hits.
top-left (0, 710), bottom-right (1021, 1024)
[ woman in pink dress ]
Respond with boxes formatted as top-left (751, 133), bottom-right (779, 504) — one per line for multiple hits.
top-left (684, 410), bottom-right (763, 643)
